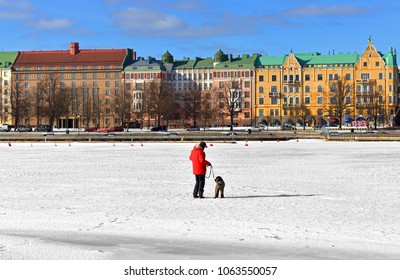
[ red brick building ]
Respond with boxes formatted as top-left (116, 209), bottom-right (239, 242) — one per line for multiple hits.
top-left (12, 42), bottom-right (135, 129)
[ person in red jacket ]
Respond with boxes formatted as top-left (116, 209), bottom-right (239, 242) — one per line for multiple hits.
top-left (189, 141), bottom-right (212, 198)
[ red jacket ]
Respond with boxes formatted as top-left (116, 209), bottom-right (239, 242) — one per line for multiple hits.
top-left (189, 145), bottom-right (211, 175)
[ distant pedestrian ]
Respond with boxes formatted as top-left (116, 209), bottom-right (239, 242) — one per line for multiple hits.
top-left (189, 141), bottom-right (211, 198)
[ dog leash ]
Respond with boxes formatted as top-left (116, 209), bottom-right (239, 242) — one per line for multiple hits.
top-left (206, 165), bottom-right (215, 180)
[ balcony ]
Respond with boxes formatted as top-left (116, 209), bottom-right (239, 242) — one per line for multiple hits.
top-left (268, 92), bottom-right (280, 98)
top-left (356, 79), bottom-right (376, 84)
top-left (282, 79), bottom-right (301, 85)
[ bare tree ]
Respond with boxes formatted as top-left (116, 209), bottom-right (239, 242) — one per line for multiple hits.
top-left (39, 75), bottom-right (65, 131)
top-left (10, 79), bottom-right (29, 129)
top-left (326, 77), bottom-right (353, 129)
top-left (297, 103), bottom-right (311, 130)
top-left (204, 90), bottom-right (220, 128)
top-left (220, 79), bottom-right (242, 131)
top-left (113, 83), bottom-right (133, 130)
top-left (144, 80), bottom-right (174, 128)
top-left (367, 90), bottom-right (386, 129)
top-left (29, 84), bottom-right (45, 128)
top-left (184, 82), bottom-right (203, 126)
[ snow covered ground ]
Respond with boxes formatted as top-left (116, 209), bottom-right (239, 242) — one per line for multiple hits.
top-left (0, 139), bottom-right (400, 260)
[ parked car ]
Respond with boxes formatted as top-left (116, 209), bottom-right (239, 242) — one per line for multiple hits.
top-left (0, 124), bottom-right (11, 132)
top-left (84, 127), bottom-right (97, 132)
top-left (281, 124), bottom-right (294, 130)
top-left (96, 127), bottom-right (109, 133)
top-left (150, 125), bottom-right (168, 131)
top-left (15, 126), bottom-right (33, 132)
top-left (186, 125), bottom-right (200, 131)
top-left (246, 126), bottom-right (262, 133)
top-left (34, 125), bottom-right (51, 132)
top-left (108, 126), bottom-right (124, 132)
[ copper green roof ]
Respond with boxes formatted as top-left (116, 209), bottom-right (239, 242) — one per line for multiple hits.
top-left (0, 51), bottom-right (18, 68)
top-left (257, 55), bottom-right (287, 66)
top-left (173, 57), bottom-right (214, 69)
top-left (296, 52), bottom-right (360, 65)
top-left (213, 53), bottom-right (259, 69)
top-left (381, 47), bottom-right (397, 67)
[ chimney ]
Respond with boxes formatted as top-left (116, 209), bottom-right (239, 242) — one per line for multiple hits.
top-left (70, 42), bottom-right (79, 55)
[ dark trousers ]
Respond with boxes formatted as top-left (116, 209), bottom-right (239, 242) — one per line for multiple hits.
top-left (193, 175), bottom-right (205, 196)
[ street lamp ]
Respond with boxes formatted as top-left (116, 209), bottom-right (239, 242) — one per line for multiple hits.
top-left (77, 115), bottom-right (80, 136)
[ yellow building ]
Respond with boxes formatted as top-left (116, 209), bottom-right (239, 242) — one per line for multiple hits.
top-left (255, 38), bottom-right (399, 127)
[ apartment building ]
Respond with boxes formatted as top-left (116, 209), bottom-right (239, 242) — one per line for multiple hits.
top-left (0, 51), bottom-right (18, 125)
top-left (124, 50), bottom-right (259, 127)
top-left (11, 42), bottom-right (135, 129)
top-left (255, 38), bottom-right (399, 127)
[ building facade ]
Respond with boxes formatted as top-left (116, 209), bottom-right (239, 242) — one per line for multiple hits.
top-left (0, 52), bottom-right (19, 125)
top-left (124, 50), bottom-right (259, 128)
top-left (11, 42), bottom-right (135, 129)
top-left (255, 38), bottom-right (399, 127)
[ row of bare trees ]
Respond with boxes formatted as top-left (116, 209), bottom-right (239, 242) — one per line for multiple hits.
top-left (9, 75), bottom-right (136, 130)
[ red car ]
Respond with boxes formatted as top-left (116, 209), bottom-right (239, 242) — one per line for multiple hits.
top-left (84, 127), bottom-right (97, 132)
top-left (96, 126), bottom-right (124, 133)
top-left (96, 127), bottom-right (109, 133)
top-left (108, 126), bottom-right (124, 132)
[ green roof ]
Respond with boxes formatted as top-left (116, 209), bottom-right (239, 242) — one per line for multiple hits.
top-left (259, 52), bottom-right (360, 67)
top-left (296, 52), bottom-right (360, 65)
top-left (257, 55), bottom-right (287, 66)
top-left (0, 51), bottom-right (18, 68)
top-left (213, 53), bottom-right (259, 69)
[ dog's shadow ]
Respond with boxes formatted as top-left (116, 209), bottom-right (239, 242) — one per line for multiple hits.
top-left (224, 194), bottom-right (321, 199)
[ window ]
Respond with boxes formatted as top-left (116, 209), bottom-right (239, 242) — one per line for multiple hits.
top-left (317, 74), bottom-right (323, 81)
top-left (363, 62), bottom-right (367, 67)
top-left (271, 75), bottom-right (277, 81)
top-left (305, 96), bottom-right (310, 104)
top-left (259, 75), bottom-right (264, 82)
top-left (259, 109), bottom-right (264, 117)
top-left (345, 73), bottom-right (351, 80)
top-left (305, 86), bottom-right (310, 93)
top-left (379, 73), bottom-right (383, 80)
top-left (271, 97), bottom-right (278, 105)
top-left (219, 82), bottom-right (224, 88)
top-left (389, 73), bottom-right (393, 79)
top-left (115, 81), bottom-right (120, 87)
top-left (317, 85), bottom-right (323, 92)
top-left (305, 74), bottom-right (310, 81)
top-left (93, 81), bottom-right (98, 87)
top-left (105, 81), bottom-right (110, 87)
top-left (376, 62), bottom-right (379, 67)
top-left (361, 73), bottom-right (370, 80)
top-left (259, 96), bottom-right (264, 105)
top-left (244, 81), bottom-right (250, 88)
top-left (72, 73), bottom-right (76, 79)
top-left (271, 86), bottom-right (278, 93)
top-left (317, 95), bottom-right (323, 104)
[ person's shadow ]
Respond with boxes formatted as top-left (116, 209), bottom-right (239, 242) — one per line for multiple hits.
top-left (224, 194), bottom-right (321, 199)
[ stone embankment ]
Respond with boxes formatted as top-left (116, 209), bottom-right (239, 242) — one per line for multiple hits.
top-left (1, 128), bottom-right (400, 143)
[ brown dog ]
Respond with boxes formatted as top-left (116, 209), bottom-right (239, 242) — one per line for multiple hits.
top-left (214, 176), bottom-right (225, 198)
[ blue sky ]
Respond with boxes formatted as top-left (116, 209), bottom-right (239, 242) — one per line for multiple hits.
top-left (1, 0), bottom-right (399, 60)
